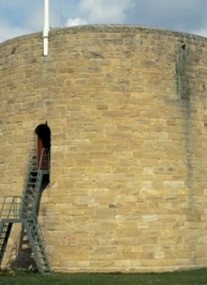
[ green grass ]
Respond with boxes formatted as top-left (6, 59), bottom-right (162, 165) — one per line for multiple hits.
top-left (0, 268), bottom-right (207, 285)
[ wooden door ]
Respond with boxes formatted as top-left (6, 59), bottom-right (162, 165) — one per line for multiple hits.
top-left (37, 136), bottom-right (44, 168)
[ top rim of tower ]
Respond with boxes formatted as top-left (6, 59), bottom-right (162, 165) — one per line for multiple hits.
top-left (0, 24), bottom-right (206, 47)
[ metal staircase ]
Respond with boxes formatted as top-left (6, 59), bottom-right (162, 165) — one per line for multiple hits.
top-left (0, 222), bottom-right (12, 266)
top-left (0, 148), bottom-right (50, 273)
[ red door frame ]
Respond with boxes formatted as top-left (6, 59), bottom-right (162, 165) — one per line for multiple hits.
top-left (37, 136), bottom-right (44, 168)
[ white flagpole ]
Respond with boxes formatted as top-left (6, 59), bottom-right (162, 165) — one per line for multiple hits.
top-left (43, 0), bottom-right (49, 56)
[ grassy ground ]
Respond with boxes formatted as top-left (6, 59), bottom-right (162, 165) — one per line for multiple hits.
top-left (0, 268), bottom-right (207, 285)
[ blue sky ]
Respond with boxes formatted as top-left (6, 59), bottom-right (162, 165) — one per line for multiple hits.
top-left (0, 0), bottom-right (207, 43)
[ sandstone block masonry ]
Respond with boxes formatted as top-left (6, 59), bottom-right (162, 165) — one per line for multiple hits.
top-left (1, 25), bottom-right (207, 272)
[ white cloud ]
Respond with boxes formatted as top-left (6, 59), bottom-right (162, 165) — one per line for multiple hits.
top-left (0, 2), bottom-right (43, 43)
top-left (130, 0), bottom-right (207, 34)
top-left (0, 2), bottom-right (62, 43)
top-left (66, 18), bottom-right (88, 27)
top-left (1, 0), bottom-right (207, 42)
top-left (191, 28), bottom-right (207, 38)
top-left (0, 20), bottom-right (30, 42)
top-left (80, 0), bottom-right (135, 22)
top-left (25, 6), bottom-right (43, 32)
top-left (66, 0), bottom-right (135, 27)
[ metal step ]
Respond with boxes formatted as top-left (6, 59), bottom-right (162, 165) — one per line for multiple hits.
top-left (20, 166), bottom-right (43, 218)
top-left (24, 219), bottom-right (50, 273)
top-left (0, 148), bottom-right (50, 273)
top-left (0, 221), bottom-right (12, 266)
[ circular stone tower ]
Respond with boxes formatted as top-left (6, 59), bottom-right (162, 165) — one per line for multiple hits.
top-left (1, 25), bottom-right (207, 272)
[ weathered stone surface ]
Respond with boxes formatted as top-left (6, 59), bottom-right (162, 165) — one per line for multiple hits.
top-left (0, 25), bottom-right (207, 272)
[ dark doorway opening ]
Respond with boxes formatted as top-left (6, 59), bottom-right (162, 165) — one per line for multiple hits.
top-left (34, 122), bottom-right (51, 185)
top-left (35, 122), bottom-right (51, 170)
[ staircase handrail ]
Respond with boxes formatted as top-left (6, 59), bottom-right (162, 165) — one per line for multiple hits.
top-left (38, 148), bottom-right (50, 170)
top-left (0, 196), bottom-right (22, 219)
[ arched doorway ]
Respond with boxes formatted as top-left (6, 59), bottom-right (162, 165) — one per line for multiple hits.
top-left (34, 122), bottom-right (51, 171)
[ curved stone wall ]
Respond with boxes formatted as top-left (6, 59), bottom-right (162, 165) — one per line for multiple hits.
top-left (1, 25), bottom-right (207, 272)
